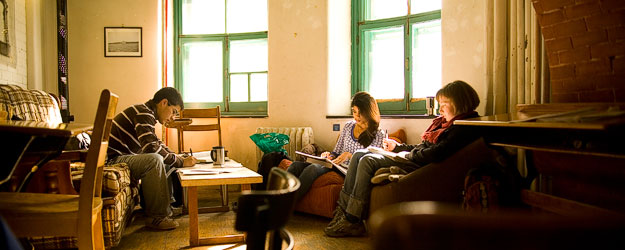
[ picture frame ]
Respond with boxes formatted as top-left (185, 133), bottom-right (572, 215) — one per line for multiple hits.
top-left (104, 27), bottom-right (142, 57)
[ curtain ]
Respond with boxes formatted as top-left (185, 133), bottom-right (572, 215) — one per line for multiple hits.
top-left (485, 0), bottom-right (549, 115)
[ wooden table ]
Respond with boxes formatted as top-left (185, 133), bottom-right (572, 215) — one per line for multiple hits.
top-left (454, 105), bottom-right (625, 216)
top-left (177, 160), bottom-right (262, 246)
top-left (0, 120), bottom-right (92, 189)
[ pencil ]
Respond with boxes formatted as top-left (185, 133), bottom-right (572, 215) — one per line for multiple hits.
top-left (190, 148), bottom-right (193, 156)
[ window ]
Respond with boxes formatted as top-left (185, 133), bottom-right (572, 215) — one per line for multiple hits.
top-left (175, 0), bottom-right (268, 115)
top-left (352, 0), bottom-right (441, 115)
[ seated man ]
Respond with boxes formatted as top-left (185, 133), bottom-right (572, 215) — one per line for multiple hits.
top-left (107, 87), bottom-right (196, 230)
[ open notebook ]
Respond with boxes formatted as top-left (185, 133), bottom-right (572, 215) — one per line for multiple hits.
top-left (295, 151), bottom-right (348, 175)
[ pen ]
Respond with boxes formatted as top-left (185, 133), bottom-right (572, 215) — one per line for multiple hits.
top-left (190, 148), bottom-right (193, 157)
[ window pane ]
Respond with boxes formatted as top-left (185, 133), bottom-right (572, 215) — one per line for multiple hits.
top-left (181, 41), bottom-right (223, 103)
top-left (410, 0), bottom-right (441, 14)
top-left (227, 0), bottom-right (268, 33)
top-left (182, 0), bottom-right (225, 35)
top-left (368, 0), bottom-right (408, 20)
top-left (250, 73), bottom-right (267, 101)
top-left (364, 27), bottom-right (405, 99)
top-left (229, 38), bottom-right (268, 73)
top-left (230, 74), bottom-right (248, 102)
top-left (411, 20), bottom-right (441, 98)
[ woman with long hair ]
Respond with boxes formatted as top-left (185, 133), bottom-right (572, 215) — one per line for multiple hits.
top-left (287, 91), bottom-right (386, 202)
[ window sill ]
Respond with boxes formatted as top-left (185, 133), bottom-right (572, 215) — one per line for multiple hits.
top-left (326, 114), bottom-right (438, 119)
top-left (221, 113), bottom-right (268, 118)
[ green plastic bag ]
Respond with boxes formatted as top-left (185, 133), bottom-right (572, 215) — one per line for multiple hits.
top-left (250, 133), bottom-right (289, 154)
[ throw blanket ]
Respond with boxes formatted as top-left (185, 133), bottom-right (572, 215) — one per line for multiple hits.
top-left (421, 111), bottom-right (478, 144)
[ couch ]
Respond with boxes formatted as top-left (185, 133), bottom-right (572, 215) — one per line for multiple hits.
top-left (0, 84), bottom-right (138, 248)
top-left (368, 137), bottom-right (500, 216)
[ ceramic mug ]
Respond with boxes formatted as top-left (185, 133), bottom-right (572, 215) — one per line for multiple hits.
top-left (211, 146), bottom-right (226, 165)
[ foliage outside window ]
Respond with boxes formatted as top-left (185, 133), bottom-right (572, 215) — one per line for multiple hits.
top-left (175, 0), bottom-right (268, 115)
top-left (352, 0), bottom-right (441, 115)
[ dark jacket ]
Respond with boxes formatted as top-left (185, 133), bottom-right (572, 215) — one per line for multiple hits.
top-left (393, 113), bottom-right (480, 166)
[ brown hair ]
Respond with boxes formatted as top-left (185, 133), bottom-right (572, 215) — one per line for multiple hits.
top-left (351, 91), bottom-right (381, 147)
top-left (436, 80), bottom-right (480, 114)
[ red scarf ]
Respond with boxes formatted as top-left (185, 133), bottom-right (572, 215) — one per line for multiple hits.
top-left (421, 111), bottom-right (478, 144)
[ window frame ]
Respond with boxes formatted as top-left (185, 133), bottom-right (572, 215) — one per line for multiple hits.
top-left (351, 0), bottom-right (441, 115)
top-left (174, 0), bottom-right (268, 116)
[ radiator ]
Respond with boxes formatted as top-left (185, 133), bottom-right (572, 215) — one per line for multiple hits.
top-left (254, 127), bottom-right (314, 164)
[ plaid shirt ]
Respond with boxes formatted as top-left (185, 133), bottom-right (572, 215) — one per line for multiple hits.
top-left (107, 101), bottom-right (182, 169)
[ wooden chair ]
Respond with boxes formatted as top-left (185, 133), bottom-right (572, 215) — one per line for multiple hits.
top-left (174, 106), bottom-right (222, 153)
top-left (235, 167), bottom-right (300, 250)
top-left (171, 106), bottom-right (229, 212)
top-left (0, 89), bottom-right (118, 250)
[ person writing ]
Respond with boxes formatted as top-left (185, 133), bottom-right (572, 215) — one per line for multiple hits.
top-left (287, 92), bottom-right (386, 202)
top-left (107, 87), bottom-right (197, 230)
top-left (325, 80), bottom-right (482, 237)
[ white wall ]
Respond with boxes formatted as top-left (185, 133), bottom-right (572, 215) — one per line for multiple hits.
top-left (442, 0), bottom-right (488, 115)
top-left (67, 0), bottom-right (161, 126)
top-left (61, 0), bottom-right (488, 169)
top-left (1, 0), bottom-right (27, 88)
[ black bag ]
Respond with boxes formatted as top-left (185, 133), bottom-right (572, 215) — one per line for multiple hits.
top-left (253, 151), bottom-right (291, 190)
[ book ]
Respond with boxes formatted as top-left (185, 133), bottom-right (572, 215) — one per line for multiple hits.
top-left (295, 151), bottom-right (348, 175)
top-left (192, 150), bottom-right (212, 163)
top-left (366, 146), bottom-right (418, 167)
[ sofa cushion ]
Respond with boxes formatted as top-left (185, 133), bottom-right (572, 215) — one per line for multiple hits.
top-left (71, 162), bottom-right (132, 197)
top-left (0, 84), bottom-right (62, 123)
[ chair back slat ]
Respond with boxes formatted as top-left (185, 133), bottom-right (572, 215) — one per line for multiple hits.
top-left (183, 124), bottom-right (220, 131)
top-left (77, 90), bottom-right (118, 234)
top-left (176, 106), bottom-right (222, 152)
top-left (181, 108), bottom-right (220, 118)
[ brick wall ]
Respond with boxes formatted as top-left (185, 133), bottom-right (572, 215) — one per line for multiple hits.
top-left (0, 0), bottom-right (27, 89)
top-left (532, 0), bottom-right (625, 102)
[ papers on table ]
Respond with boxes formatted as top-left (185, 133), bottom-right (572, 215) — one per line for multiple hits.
top-left (178, 169), bottom-right (233, 175)
top-left (179, 159), bottom-right (244, 175)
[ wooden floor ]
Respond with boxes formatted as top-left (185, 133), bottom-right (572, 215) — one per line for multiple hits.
top-left (112, 186), bottom-right (371, 250)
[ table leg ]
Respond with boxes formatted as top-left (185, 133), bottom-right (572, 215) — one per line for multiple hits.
top-left (221, 184), bottom-right (228, 206)
top-left (188, 186), bottom-right (199, 246)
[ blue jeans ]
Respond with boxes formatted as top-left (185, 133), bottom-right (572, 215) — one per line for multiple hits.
top-left (338, 149), bottom-right (418, 220)
top-left (109, 153), bottom-right (174, 218)
top-left (287, 161), bottom-right (332, 201)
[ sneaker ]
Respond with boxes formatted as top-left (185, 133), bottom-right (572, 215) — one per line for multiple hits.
top-left (324, 217), bottom-right (366, 237)
top-left (146, 216), bottom-right (179, 230)
top-left (170, 206), bottom-right (184, 217)
top-left (327, 206), bottom-right (346, 229)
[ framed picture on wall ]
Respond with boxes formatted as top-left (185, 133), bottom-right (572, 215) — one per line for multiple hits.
top-left (104, 27), bottom-right (142, 57)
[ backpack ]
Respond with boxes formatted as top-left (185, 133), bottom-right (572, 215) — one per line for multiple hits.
top-left (462, 161), bottom-right (521, 213)
top-left (253, 151), bottom-right (291, 190)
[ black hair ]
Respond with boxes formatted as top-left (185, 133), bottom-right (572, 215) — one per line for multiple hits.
top-left (152, 87), bottom-right (184, 109)
top-left (351, 91), bottom-right (381, 147)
